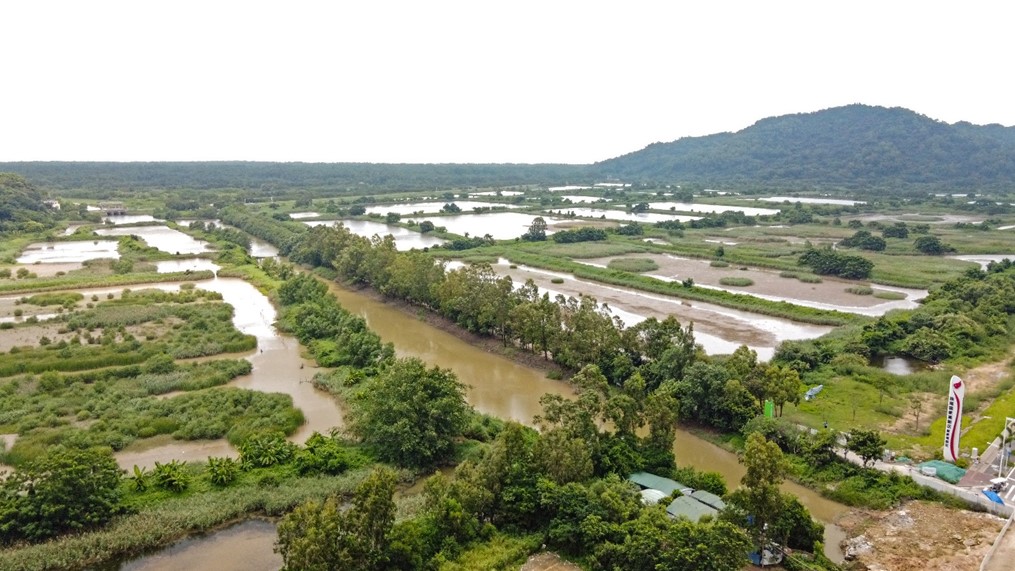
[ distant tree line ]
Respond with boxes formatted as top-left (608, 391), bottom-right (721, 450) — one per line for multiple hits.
top-left (0, 162), bottom-right (592, 191)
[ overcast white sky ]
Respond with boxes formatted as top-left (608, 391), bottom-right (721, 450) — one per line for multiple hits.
top-left (2, 1), bottom-right (1013, 164)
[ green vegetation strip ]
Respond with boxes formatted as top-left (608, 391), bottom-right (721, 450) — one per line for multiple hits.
top-left (0, 271), bottom-right (215, 295)
top-left (718, 277), bottom-right (754, 287)
top-left (607, 257), bottom-right (659, 272)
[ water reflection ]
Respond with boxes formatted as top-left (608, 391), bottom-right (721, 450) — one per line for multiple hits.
top-left (545, 207), bottom-right (699, 224)
top-left (647, 201), bottom-right (779, 217)
top-left (95, 226), bottom-right (213, 255)
top-left (758, 196), bottom-right (866, 206)
top-left (949, 254), bottom-right (1015, 269)
top-left (16, 240), bottom-right (120, 263)
top-left (417, 212), bottom-right (565, 240)
top-left (366, 201), bottom-right (521, 215)
top-left (109, 519), bottom-right (281, 571)
top-left (155, 259), bottom-right (221, 274)
top-left (103, 214), bottom-right (162, 224)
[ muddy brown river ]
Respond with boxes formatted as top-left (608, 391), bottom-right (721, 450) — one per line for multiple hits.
top-left (8, 234), bottom-right (849, 565)
top-left (105, 274), bottom-right (846, 568)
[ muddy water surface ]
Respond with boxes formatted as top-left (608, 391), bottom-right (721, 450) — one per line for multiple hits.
top-left (327, 282), bottom-right (575, 423)
top-left (109, 277), bottom-right (341, 469)
top-left (16, 240), bottom-right (120, 263)
top-left (326, 283), bottom-right (846, 562)
top-left (95, 226), bottom-right (213, 255)
top-left (107, 519), bottom-right (281, 571)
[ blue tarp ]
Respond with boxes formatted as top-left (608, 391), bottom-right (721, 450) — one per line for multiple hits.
top-left (804, 385), bottom-right (824, 401)
top-left (983, 490), bottom-right (1005, 505)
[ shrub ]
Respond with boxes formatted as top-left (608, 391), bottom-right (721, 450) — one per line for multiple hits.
top-left (845, 286), bottom-right (874, 295)
top-left (550, 277), bottom-right (565, 284)
top-left (240, 432), bottom-right (296, 468)
top-left (207, 456), bottom-right (240, 487)
top-left (719, 277), bottom-right (754, 287)
top-left (152, 460), bottom-right (190, 492)
top-left (710, 260), bottom-right (730, 268)
top-left (607, 258), bottom-right (659, 272)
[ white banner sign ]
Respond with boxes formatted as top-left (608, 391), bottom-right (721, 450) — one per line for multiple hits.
top-left (943, 375), bottom-right (965, 462)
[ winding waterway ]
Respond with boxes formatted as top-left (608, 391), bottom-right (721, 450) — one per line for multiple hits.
top-left (9, 228), bottom-right (849, 565)
top-left (109, 276), bottom-right (847, 567)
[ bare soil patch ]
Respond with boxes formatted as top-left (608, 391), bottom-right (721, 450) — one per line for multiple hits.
top-left (0, 322), bottom-right (68, 352)
top-left (837, 500), bottom-right (1003, 571)
top-left (519, 552), bottom-right (582, 571)
top-left (885, 391), bottom-right (942, 438)
top-left (959, 351), bottom-right (1015, 395)
top-left (9, 262), bottom-right (84, 278)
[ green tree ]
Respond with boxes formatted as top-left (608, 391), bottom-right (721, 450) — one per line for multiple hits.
top-left (0, 446), bottom-right (123, 543)
top-left (914, 235), bottom-right (953, 255)
top-left (532, 428), bottom-right (594, 484)
top-left (763, 364), bottom-right (802, 416)
top-left (278, 273), bottom-right (329, 306)
top-left (276, 467), bottom-right (397, 571)
top-left (348, 358), bottom-right (470, 468)
top-left (522, 216), bottom-right (548, 241)
top-left (846, 428), bottom-right (886, 467)
top-left (726, 433), bottom-right (787, 549)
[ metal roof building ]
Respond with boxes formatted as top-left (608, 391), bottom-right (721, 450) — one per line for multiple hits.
top-left (628, 472), bottom-right (690, 496)
top-left (689, 489), bottom-right (726, 511)
top-left (639, 489), bottom-right (669, 505)
top-left (665, 496), bottom-right (719, 522)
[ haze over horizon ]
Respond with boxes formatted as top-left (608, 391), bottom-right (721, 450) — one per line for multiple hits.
top-left (3, 2), bottom-right (1013, 165)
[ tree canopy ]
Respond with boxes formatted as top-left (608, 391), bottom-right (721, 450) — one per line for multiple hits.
top-left (347, 358), bottom-right (470, 468)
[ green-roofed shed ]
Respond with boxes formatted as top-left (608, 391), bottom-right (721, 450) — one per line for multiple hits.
top-left (689, 489), bottom-right (726, 511)
top-left (665, 496), bottom-right (718, 522)
top-left (628, 472), bottom-right (687, 496)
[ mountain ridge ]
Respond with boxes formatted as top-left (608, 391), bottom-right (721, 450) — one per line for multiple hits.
top-left (594, 104), bottom-right (1015, 190)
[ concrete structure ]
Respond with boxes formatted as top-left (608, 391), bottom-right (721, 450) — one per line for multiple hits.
top-left (98, 202), bottom-right (126, 215)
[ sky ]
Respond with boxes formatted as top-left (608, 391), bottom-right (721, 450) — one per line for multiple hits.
top-left (2, 1), bottom-right (1014, 164)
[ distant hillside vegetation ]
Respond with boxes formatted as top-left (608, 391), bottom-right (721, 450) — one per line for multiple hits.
top-left (0, 162), bottom-right (591, 192)
top-left (0, 173), bottom-right (57, 235)
top-left (595, 104), bottom-right (1015, 190)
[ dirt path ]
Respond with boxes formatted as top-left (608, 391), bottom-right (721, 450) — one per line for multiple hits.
top-left (837, 500), bottom-right (1004, 571)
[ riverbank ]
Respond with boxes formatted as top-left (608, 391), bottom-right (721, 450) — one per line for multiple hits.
top-left (318, 272), bottom-right (570, 380)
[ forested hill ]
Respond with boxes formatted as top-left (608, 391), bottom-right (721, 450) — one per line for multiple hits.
top-left (0, 162), bottom-right (591, 192)
top-left (594, 105), bottom-right (1015, 191)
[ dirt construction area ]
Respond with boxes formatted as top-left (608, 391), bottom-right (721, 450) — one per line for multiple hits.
top-left (837, 500), bottom-right (1004, 570)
